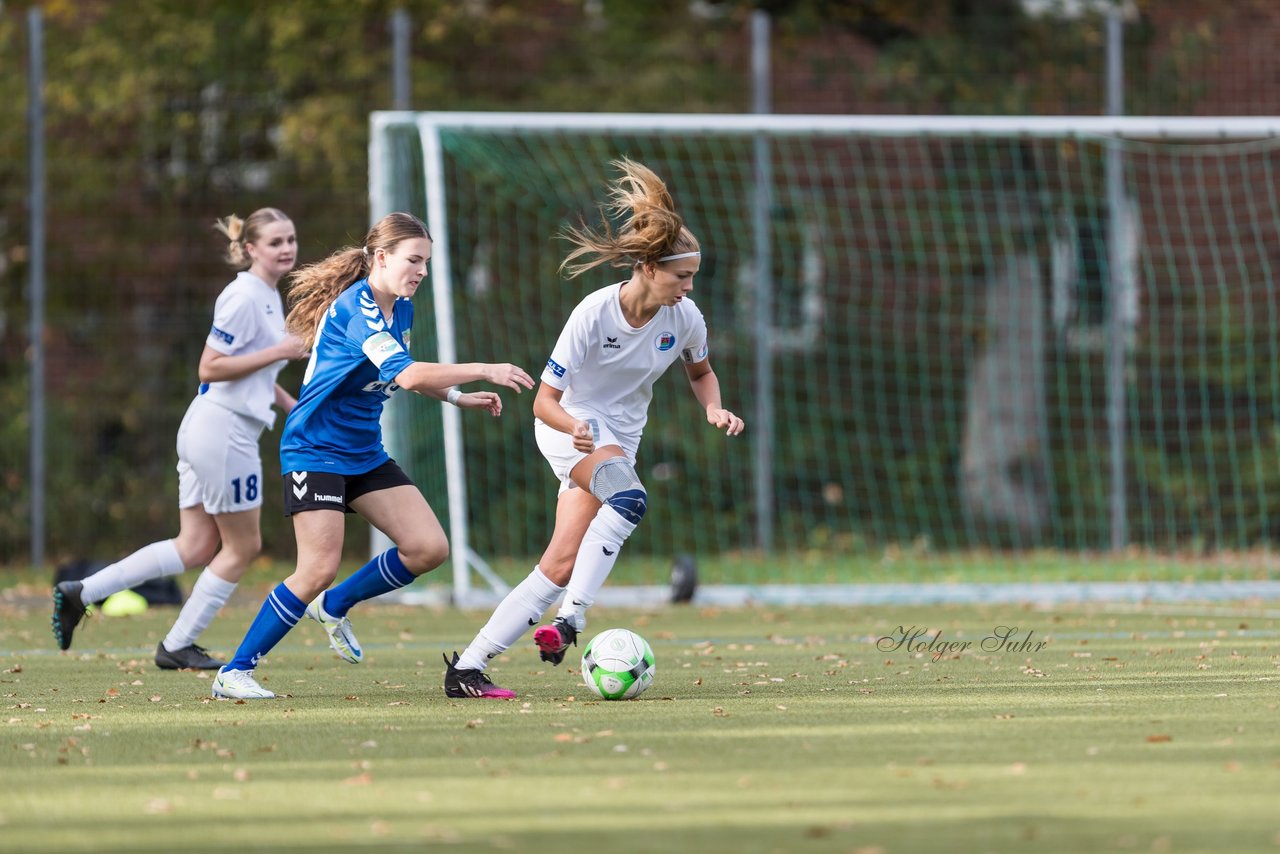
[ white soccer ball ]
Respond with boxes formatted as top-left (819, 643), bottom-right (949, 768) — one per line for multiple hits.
top-left (581, 628), bottom-right (656, 700)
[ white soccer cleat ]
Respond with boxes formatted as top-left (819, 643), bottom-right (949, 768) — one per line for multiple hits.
top-left (211, 668), bottom-right (275, 700)
top-left (305, 593), bottom-right (363, 664)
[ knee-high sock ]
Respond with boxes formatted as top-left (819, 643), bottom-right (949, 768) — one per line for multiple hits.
top-left (162, 569), bottom-right (237, 651)
top-left (226, 582), bottom-right (305, 672)
top-left (80, 540), bottom-right (184, 605)
top-left (557, 506), bottom-right (637, 632)
top-left (458, 567), bottom-right (564, 671)
top-left (323, 548), bottom-right (416, 617)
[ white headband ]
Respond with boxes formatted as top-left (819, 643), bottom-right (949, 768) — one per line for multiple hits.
top-left (657, 251), bottom-right (701, 262)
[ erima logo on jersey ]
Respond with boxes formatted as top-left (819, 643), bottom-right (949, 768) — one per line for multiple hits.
top-left (362, 330), bottom-right (404, 368)
top-left (209, 325), bottom-right (235, 345)
top-left (546, 357), bottom-right (566, 378)
top-left (603, 336), bottom-right (621, 350)
top-left (682, 342), bottom-right (709, 363)
top-left (655, 331), bottom-right (676, 351)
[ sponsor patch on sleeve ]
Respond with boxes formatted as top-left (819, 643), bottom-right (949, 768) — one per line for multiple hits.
top-left (681, 342), bottom-right (709, 363)
top-left (545, 357), bottom-right (566, 379)
top-left (362, 330), bottom-right (405, 367)
top-left (209, 325), bottom-right (235, 345)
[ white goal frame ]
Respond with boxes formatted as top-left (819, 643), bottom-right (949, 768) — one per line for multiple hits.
top-left (369, 111), bottom-right (1280, 608)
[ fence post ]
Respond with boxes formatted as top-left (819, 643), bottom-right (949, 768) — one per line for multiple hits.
top-left (28, 7), bottom-right (47, 571)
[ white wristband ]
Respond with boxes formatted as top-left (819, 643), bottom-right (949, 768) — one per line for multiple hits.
top-left (446, 388), bottom-right (463, 405)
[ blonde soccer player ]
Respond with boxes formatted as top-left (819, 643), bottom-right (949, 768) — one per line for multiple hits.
top-left (444, 159), bottom-right (744, 699)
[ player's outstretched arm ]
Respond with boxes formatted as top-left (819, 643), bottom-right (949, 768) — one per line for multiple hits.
top-left (425, 388), bottom-right (502, 416)
top-left (395, 361), bottom-right (534, 396)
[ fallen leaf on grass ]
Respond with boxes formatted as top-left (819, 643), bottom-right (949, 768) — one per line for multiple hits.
top-left (1146, 734), bottom-right (1172, 743)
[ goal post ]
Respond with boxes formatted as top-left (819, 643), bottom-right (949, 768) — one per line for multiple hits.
top-left (370, 111), bottom-right (1280, 606)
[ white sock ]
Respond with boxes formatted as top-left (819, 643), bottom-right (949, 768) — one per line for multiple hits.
top-left (80, 540), bottom-right (185, 605)
top-left (458, 567), bottom-right (564, 671)
top-left (162, 569), bottom-right (237, 651)
top-left (557, 506), bottom-right (637, 631)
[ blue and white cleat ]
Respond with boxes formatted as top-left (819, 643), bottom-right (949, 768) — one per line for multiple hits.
top-left (305, 593), bottom-right (363, 664)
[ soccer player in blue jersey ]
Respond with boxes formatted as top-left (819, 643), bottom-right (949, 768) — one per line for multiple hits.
top-left (52, 208), bottom-right (308, 670)
top-left (445, 159), bottom-right (744, 699)
top-left (212, 212), bottom-right (534, 700)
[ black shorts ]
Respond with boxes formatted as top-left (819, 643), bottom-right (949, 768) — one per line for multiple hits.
top-left (282, 459), bottom-right (415, 516)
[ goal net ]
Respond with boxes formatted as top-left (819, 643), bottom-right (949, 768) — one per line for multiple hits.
top-left (370, 112), bottom-right (1280, 606)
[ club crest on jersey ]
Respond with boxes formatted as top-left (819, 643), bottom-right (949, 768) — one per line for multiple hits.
top-left (362, 330), bottom-right (405, 368)
top-left (655, 331), bottom-right (676, 352)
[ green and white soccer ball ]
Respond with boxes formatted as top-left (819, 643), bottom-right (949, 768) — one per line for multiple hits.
top-left (581, 628), bottom-right (656, 700)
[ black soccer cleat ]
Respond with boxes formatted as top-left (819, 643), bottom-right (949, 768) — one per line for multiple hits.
top-left (155, 641), bottom-right (226, 671)
top-left (52, 581), bottom-right (88, 651)
top-left (532, 616), bottom-right (578, 666)
top-left (442, 652), bottom-right (516, 699)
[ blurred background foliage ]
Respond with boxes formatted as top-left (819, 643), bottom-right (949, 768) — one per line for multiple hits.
top-left (0, 0), bottom-right (1275, 567)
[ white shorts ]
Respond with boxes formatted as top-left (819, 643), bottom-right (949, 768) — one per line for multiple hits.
top-left (175, 395), bottom-right (268, 514)
top-left (534, 415), bottom-right (637, 495)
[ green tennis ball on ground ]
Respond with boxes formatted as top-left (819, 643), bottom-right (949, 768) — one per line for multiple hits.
top-left (101, 589), bottom-right (149, 617)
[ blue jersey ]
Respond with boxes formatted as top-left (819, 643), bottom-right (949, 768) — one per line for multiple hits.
top-left (280, 280), bottom-right (416, 475)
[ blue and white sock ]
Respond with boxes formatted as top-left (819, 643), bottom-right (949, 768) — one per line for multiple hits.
top-left (322, 548), bottom-right (416, 617)
top-left (226, 582), bottom-right (305, 671)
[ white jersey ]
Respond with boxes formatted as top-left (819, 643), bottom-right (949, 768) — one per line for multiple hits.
top-left (198, 271), bottom-right (288, 429)
top-left (539, 282), bottom-right (709, 450)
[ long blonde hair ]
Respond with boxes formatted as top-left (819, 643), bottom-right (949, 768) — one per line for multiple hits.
top-left (559, 158), bottom-right (699, 279)
top-left (213, 207), bottom-right (291, 269)
top-left (286, 212), bottom-right (431, 349)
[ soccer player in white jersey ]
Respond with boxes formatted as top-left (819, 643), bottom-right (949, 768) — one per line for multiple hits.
top-left (444, 159), bottom-right (744, 699)
top-left (52, 208), bottom-right (310, 670)
top-left (211, 212), bottom-right (534, 700)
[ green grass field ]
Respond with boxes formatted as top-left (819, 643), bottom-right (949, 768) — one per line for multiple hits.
top-left (2, 574), bottom-right (1279, 853)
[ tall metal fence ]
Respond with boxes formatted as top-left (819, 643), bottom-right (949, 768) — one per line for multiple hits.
top-left (4, 1), bottom-right (1280, 570)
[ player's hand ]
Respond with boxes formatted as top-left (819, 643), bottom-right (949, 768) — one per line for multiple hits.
top-left (484, 363), bottom-right (535, 393)
top-left (456, 390), bottom-right (502, 416)
top-left (707, 407), bottom-right (745, 436)
top-left (570, 420), bottom-right (596, 454)
top-left (278, 334), bottom-right (310, 361)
